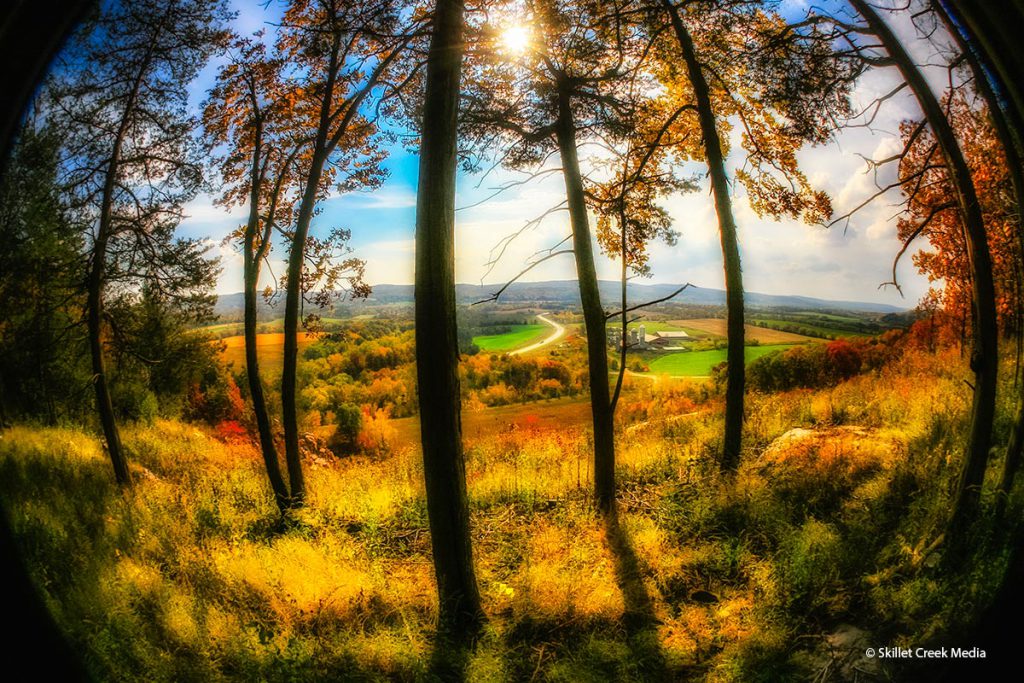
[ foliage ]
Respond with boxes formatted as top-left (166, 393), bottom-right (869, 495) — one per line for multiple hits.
top-left (0, 127), bottom-right (90, 422)
top-left (898, 91), bottom-right (1022, 333)
top-left (746, 335), bottom-right (904, 392)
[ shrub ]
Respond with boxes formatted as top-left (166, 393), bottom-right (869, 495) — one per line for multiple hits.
top-left (329, 402), bottom-right (363, 455)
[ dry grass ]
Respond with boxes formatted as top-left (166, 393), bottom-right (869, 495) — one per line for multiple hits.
top-left (0, 345), bottom-right (1016, 681)
top-left (670, 318), bottom-right (817, 344)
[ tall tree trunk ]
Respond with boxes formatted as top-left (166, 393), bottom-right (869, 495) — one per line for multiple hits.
top-left (88, 185), bottom-right (130, 487)
top-left (281, 168), bottom-right (317, 507)
top-left (663, 0), bottom-right (745, 471)
top-left (851, 0), bottom-right (999, 550)
top-left (242, 129), bottom-right (290, 514)
top-left (414, 0), bottom-right (483, 634)
top-left (934, 0), bottom-right (1024, 519)
top-left (555, 85), bottom-right (616, 512)
top-left (86, 56), bottom-right (150, 487)
top-left (280, 35), bottom-right (342, 509)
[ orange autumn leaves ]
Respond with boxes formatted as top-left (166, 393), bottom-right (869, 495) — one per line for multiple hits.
top-left (899, 93), bottom-right (1022, 332)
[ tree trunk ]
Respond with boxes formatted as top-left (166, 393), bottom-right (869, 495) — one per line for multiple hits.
top-left (851, 0), bottom-right (999, 550)
top-left (555, 86), bottom-right (616, 512)
top-left (280, 35), bottom-right (342, 509)
top-left (243, 132), bottom-right (290, 514)
top-left (664, 0), bottom-right (745, 471)
top-left (934, 0), bottom-right (1024, 519)
top-left (281, 168), bottom-right (316, 506)
top-left (414, 0), bottom-right (483, 634)
top-left (88, 194), bottom-right (130, 487)
top-left (87, 78), bottom-right (145, 487)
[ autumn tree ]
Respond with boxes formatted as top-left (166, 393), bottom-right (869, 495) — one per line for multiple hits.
top-left (823, 0), bottom-right (1001, 550)
top-left (49, 0), bottom-right (230, 485)
top-left (588, 96), bottom-right (695, 415)
top-left (203, 35), bottom-right (296, 512)
top-left (930, 0), bottom-right (1024, 519)
top-left (639, 0), bottom-right (849, 470)
top-left (463, 0), bottom-right (668, 511)
top-left (414, 0), bottom-right (485, 634)
top-left (272, 0), bottom-right (416, 505)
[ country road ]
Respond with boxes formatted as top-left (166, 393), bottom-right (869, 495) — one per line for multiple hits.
top-left (510, 314), bottom-right (566, 355)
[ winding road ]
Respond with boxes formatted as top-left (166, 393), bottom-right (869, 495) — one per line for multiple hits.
top-left (509, 314), bottom-right (566, 355)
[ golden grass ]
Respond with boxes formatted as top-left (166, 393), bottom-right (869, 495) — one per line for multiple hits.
top-left (670, 318), bottom-right (818, 344)
top-left (0, 345), bottom-right (1015, 681)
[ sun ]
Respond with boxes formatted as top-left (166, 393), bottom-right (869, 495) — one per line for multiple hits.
top-left (500, 24), bottom-right (531, 56)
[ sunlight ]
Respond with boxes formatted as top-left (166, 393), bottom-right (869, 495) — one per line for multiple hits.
top-left (500, 24), bottom-right (532, 56)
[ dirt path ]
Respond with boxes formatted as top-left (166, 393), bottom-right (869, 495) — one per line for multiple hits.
top-left (510, 314), bottom-right (566, 355)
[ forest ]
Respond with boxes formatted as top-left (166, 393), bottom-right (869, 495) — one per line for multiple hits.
top-left (1, 0), bottom-right (1022, 680)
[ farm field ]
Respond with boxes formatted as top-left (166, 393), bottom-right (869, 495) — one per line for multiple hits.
top-left (201, 317), bottom-right (357, 339)
top-left (219, 332), bottom-right (318, 375)
top-left (671, 318), bottom-right (818, 344)
top-left (473, 323), bottom-right (547, 351)
top-left (789, 311), bottom-right (865, 323)
top-left (751, 318), bottom-right (872, 338)
top-left (646, 343), bottom-right (797, 376)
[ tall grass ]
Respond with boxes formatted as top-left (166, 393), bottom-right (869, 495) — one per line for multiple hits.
top-left (0, 345), bottom-right (1018, 680)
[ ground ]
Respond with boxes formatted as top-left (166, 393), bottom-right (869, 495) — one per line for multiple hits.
top-left (0, 345), bottom-right (1015, 681)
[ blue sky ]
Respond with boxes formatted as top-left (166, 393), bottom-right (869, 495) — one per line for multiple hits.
top-left (176, 0), bottom-right (942, 307)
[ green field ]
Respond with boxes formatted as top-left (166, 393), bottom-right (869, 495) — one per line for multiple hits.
top-left (790, 311), bottom-right (864, 323)
top-left (646, 344), bottom-right (797, 376)
top-left (473, 323), bottom-right (547, 352)
top-left (751, 319), bottom-right (871, 339)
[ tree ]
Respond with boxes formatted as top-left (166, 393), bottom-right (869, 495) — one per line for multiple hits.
top-left (931, 0), bottom-right (1024, 520)
top-left (414, 0), bottom-right (485, 634)
top-left (0, 126), bottom-right (88, 425)
top-left (274, 0), bottom-right (412, 506)
top-left (846, 0), bottom-right (1000, 550)
top-left (50, 0), bottom-right (230, 485)
top-left (463, 0), bottom-right (661, 511)
top-left (662, 0), bottom-right (746, 470)
top-left (648, 0), bottom-right (847, 470)
top-left (204, 35), bottom-right (297, 513)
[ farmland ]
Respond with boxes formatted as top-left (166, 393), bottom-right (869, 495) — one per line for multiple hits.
top-left (751, 317), bottom-right (874, 339)
top-left (646, 343), bottom-right (798, 376)
top-left (472, 323), bottom-right (548, 351)
top-left (219, 332), bottom-right (318, 375)
top-left (671, 318), bottom-right (817, 344)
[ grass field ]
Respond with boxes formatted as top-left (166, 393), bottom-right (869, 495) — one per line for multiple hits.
top-left (473, 323), bottom-right (547, 352)
top-left (752, 318), bottom-right (872, 339)
top-left (790, 311), bottom-right (865, 323)
top-left (219, 332), bottom-right (317, 375)
top-left (672, 318), bottom-right (817, 344)
top-left (2, 346), bottom-right (1005, 681)
top-left (647, 343), bottom-right (797, 376)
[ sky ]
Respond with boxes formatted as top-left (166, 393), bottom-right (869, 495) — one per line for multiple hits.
top-left (174, 0), bottom-right (950, 308)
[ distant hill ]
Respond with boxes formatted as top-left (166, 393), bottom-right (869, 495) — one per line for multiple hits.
top-left (214, 280), bottom-right (906, 317)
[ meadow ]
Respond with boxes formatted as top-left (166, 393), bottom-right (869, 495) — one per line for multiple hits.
top-left (750, 319), bottom-right (873, 340)
top-left (646, 344), bottom-right (799, 377)
top-left (219, 332), bottom-right (318, 376)
top-left (472, 324), bottom-right (549, 352)
top-left (1, 343), bottom-right (1016, 681)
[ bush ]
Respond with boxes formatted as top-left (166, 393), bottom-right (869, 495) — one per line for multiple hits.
top-left (329, 402), bottom-right (363, 455)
